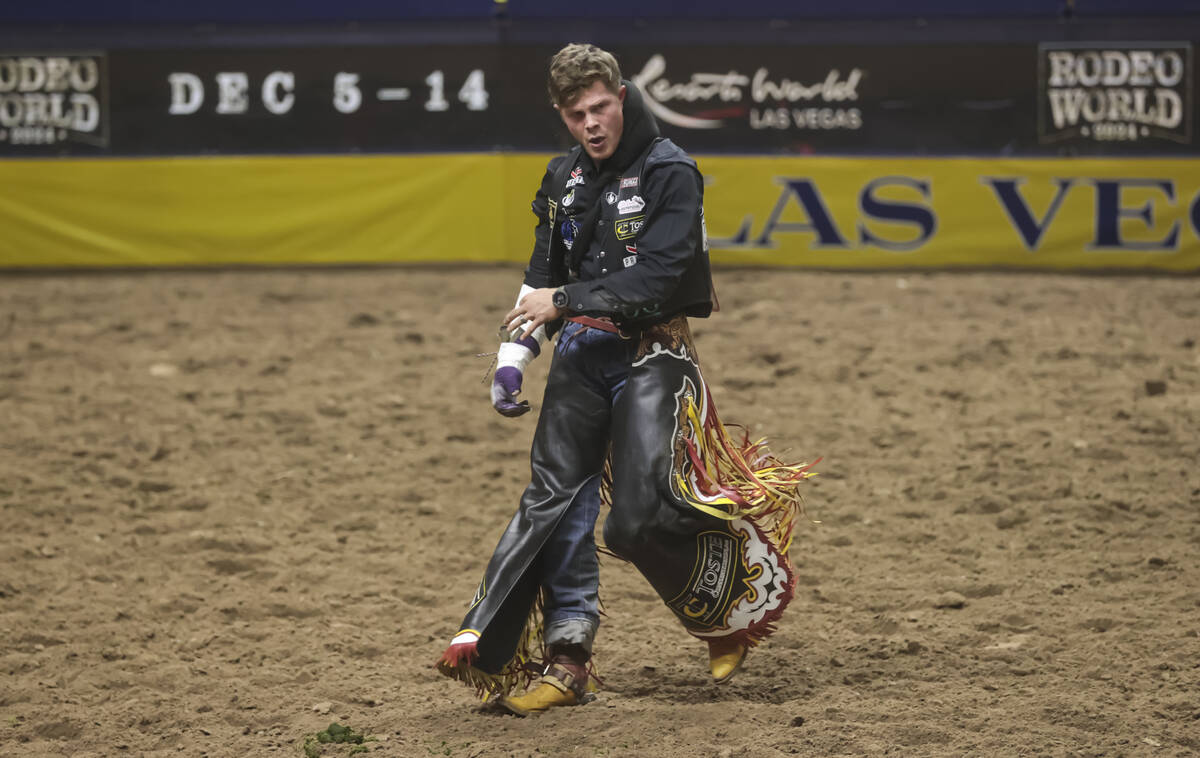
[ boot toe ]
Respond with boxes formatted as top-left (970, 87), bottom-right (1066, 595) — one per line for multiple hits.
top-left (707, 640), bottom-right (748, 683)
top-left (499, 682), bottom-right (578, 717)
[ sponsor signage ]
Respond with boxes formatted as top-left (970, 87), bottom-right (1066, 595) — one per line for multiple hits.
top-left (623, 45), bottom-right (1031, 154)
top-left (2, 154), bottom-right (1198, 269)
top-left (632, 53), bottom-right (864, 133)
top-left (0, 43), bottom-right (1197, 157)
top-left (0, 52), bottom-right (107, 150)
top-left (667, 530), bottom-right (739, 628)
top-left (1039, 43), bottom-right (1192, 146)
top-left (0, 45), bottom-right (549, 156)
top-left (698, 156), bottom-right (1200, 269)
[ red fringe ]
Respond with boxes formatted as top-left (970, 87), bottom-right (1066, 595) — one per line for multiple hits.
top-left (437, 589), bottom-right (549, 699)
top-left (438, 640), bottom-right (478, 668)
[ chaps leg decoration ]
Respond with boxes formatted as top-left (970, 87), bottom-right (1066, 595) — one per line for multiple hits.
top-left (612, 315), bottom-right (817, 646)
top-left (669, 375), bottom-right (818, 645)
top-left (436, 591), bottom-right (545, 700)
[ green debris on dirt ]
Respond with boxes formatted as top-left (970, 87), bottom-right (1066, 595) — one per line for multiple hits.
top-left (302, 722), bottom-right (373, 757)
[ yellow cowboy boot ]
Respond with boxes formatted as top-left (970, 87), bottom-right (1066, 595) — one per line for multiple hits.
top-left (499, 659), bottom-right (587, 717)
top-left (707, 637), bottom-right (747, 683)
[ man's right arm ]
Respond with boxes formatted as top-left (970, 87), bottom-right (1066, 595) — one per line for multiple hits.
top-left (491, 157), bottom-right (565, 417)
top-left (522, 155), bottom-right (567, 289)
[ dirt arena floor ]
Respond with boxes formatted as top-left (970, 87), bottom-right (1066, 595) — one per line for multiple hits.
top-left (1, 265), bottom-right (1197, 758)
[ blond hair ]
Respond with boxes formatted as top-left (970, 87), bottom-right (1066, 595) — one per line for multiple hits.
top-left (547, 43), bottom-right (622, 107)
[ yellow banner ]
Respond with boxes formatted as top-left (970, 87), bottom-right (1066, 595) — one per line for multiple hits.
top-left (700, 156), bottom-right (1200, 271)
top-left (1, 153), bottom-right (1198, 270)
top-left (0, 154), bottom-right (525, 268)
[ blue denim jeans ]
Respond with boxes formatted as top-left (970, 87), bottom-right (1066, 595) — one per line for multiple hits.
top-left (539, 321), bottom-right (630, 652)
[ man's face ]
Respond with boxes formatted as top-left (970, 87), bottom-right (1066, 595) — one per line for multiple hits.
top-left (557, 80), bottom-right (626, 163)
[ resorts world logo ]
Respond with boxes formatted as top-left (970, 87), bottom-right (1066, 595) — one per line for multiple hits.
top-left (631, 53), bottom-right (863, 132)
top-left (1038, 43), bottom-right (1192, 145)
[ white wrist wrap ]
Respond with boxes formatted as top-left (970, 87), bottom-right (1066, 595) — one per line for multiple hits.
top-left (497, 341), bottom-right (536, 371)
top-left (516, 283), bottom-right (550, 343)
top-left (497, 284), bottom-right (549, 368)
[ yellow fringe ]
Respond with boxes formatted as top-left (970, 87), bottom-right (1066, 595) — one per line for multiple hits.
top-left (674, 386), bottom-right (816, 554)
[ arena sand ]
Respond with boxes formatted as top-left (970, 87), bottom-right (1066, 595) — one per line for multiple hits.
top-left (1, 266), bottom-right (1197, 758)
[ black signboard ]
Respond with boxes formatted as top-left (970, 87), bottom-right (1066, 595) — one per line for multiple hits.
top-left (623, 46), bottom-right (1031, 155)
top-left (0, 52), bottom-right (108, 151)
top-left (1038, 42), bottom-right (1192, 147)
top-left (107, 46), bottom-right (555, 155)
top-left (1, 43), bottom-right (1196, 157)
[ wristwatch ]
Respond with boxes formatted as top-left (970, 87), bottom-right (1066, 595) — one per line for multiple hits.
top-left (552, 287), bottom-right (568, 309)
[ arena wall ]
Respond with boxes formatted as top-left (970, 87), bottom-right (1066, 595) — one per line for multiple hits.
top-left (1, 10), bottom-right (1198, 270)
top-left (4, 154), bottom-right (1198, 270)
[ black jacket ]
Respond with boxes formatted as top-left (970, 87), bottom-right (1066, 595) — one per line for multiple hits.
top-left (523, 80), bottom-right (713, 326)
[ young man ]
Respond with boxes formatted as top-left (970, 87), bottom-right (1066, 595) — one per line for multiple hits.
top-left (438, 44), bottom-right (810, 715)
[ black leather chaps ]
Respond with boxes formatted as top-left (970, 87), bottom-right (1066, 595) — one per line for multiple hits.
top-left (454, 316), bottom-right (794, 676)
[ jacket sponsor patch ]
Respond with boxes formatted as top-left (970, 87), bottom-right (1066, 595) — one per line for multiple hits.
top-left (547, 199), bottom-right (557, 223)
top-left (605, 191), bottom-right (617, 205)
top-left (562, 189), bottom-right (575, 207)
top-left (615, 215), bottom-right (644, 240)
top-left (561, 218), bottom-right (578, 250)
top-left (620, 177), bottom-right (639, 189)
top-left (617, 195), bottom-right (645, 215)
top-left (566, 166), bottom-right (586, 188)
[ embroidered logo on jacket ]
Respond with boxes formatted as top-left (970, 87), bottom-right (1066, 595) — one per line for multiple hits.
top-left (566, 166), bottom-right (586, 188)
top-left (605, 191), bottom-right (618, 205)
top-left (615, 215), bottom-right (645, 240)
top-left (562, 189), bottom-right (575, 207)
top-left (561, 218), bottom-right (578, 250)
top-left (620, 177), bottom-right (639, 189)
top-left (617, 195), bottom-right (645, 215)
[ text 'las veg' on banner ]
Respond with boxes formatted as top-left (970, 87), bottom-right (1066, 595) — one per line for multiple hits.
top-left (1, 154), bottom-right (1197, 270)
top-left (699, 156), bottom-right (1200, 270)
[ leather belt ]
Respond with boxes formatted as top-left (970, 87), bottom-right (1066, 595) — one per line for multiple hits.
top-left (566, 315), bottom-right (621, 334)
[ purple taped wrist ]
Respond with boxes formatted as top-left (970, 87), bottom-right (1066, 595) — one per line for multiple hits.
top-left (515, 334), bottom-right (541, 357)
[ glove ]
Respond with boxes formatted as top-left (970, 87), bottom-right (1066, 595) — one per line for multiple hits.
top-left (491, 284), bottom-right (549, 417)
top-left (491, 365), bottom-right (530, 417)
top-left (491, 335), bottom-right (540, 417)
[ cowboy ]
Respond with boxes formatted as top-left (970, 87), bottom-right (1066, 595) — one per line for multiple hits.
top-left (438, 43), bottom-right (811, 716)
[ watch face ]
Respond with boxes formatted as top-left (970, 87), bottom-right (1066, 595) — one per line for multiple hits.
top-left (553, 290), bottom-right (567, 307)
